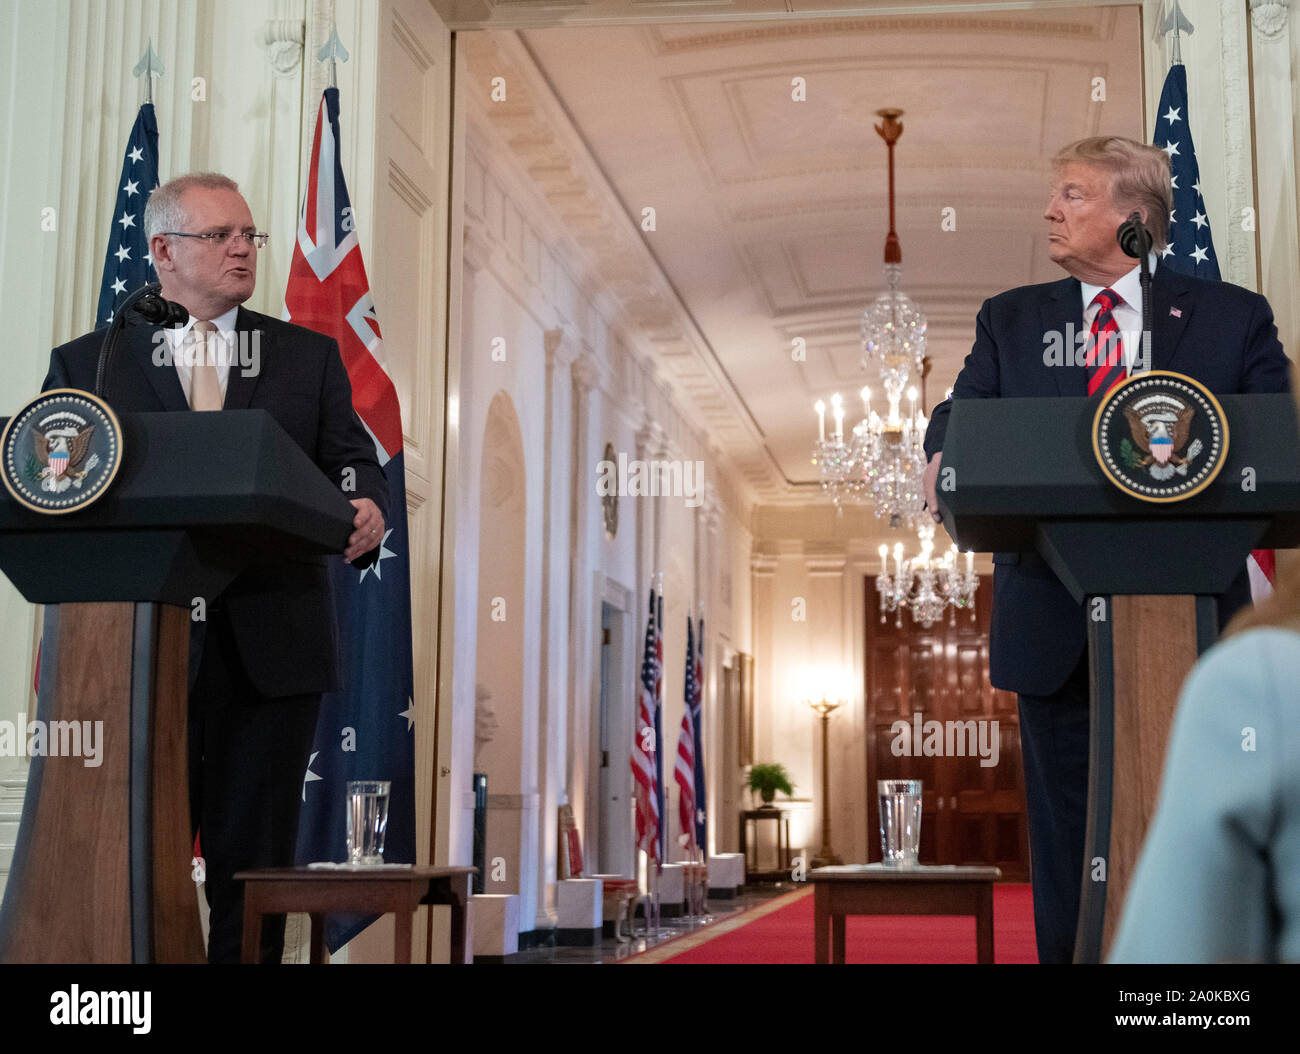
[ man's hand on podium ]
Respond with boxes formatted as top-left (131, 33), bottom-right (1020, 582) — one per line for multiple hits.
top-left (924, 452), bottom-right (943, 524)
top-left (344, 497), bottom-right (385, 562)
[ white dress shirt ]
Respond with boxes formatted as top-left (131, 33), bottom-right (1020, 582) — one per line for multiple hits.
top-left (1079, 251), bottom-right (1159, 375)
top-left (167, 305), bottom-right (239, 406)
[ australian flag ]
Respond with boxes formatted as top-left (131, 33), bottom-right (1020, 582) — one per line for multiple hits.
top-left (1153, 62), bottom-right (1218, 280)
top-left (285, 87), bottom-right (416, 952)
top-left (95, 103), bottom-right (159, 327)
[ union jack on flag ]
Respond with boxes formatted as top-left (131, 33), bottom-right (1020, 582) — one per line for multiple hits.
top-left (284, 87), bottom-right (415, 952)
top-left (631, 588), bottom-right (661, 864)
top-left (674, 615), bottom-right (696, 851)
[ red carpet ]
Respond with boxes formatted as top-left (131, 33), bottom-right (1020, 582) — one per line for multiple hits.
top-left (636, 884), bottom-right (1037, 964)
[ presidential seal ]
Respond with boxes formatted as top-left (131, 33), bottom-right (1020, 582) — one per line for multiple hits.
top-left (1092, 371), bottom-right (1227, 503)
top-left (1, 389), bottom-right (123, 514)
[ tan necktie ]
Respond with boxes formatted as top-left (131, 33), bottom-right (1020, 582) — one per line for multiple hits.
top-left (188, 320), bottom-right (223, 411)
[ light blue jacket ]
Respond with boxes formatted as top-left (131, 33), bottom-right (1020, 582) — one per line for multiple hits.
top-left (1109, 627), bottom-right (1300, 963)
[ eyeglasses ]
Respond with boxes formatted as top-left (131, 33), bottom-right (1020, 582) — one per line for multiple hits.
top-left (161, 230), bottom-right (270, 249)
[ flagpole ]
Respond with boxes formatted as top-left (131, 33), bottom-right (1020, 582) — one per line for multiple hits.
top-left (132, 39), bottom-right (163, 107)
top-left (318, 23), bottom-right (348, 90)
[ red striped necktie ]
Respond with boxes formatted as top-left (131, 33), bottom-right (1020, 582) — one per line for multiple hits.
top-left (1086, 288), bottom-right (1126, 396)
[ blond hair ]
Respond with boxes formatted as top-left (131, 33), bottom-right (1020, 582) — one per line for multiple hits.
top-left (144, 172), bottom-right (241, 241)
top-left (1052, 137), bottom-right (1173, 251)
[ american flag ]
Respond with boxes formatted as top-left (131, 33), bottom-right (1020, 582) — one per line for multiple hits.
top-left (673, 615), bottom-right (696, 851)
top-left (1154, 60), bottom-right (1273, 600)
top-left (285, 87), bottom-right (416, 951)
top-left (692, 615), bottom-right (707, 851)
top-left (631, 588), bottom-right (661, 864)
top-left (654, 591), bottom-right (666, 862)
top-left (95, 103), bottom-right (159, 327)
top-left (1153, 62), bottom-right (1217, 279)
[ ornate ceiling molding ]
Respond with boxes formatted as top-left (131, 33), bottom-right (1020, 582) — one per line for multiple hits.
top-left (640, 13), bottom-right (1113, 56)
top-left (461, 31), bottom-right (786, 502)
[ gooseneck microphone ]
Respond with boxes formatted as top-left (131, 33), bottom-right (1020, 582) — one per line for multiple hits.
top-left (94, 283), bottom-right (189, 399)
top-left (1115, 211), bottom-right (1153, 370)
top-left (1117, 210), bottom-right (1153, 260)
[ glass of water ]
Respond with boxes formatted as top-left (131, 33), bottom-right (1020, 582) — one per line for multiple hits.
top-left (347, 780), bottom-right (391, 866)
top-left (878, 779), bottom-right (922, 866)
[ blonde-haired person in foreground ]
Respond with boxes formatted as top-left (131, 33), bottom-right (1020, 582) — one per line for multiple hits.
top-left (1109, 365), bottom-right (1300, 963)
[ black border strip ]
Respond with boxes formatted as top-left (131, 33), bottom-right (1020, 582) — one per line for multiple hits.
top-left (1075, 595), bottom-right (1115, 964)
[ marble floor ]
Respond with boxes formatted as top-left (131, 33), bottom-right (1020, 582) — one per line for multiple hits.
top-left (507, 883), bottom-right (797, 963)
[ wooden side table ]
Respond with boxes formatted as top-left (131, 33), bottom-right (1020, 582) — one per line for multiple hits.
top-left (739, 808), bottom-right (792, 882)
top-left (809, 864), bottom-right (1002, 964)
top-left (234, 865), bottom-right (475, 964)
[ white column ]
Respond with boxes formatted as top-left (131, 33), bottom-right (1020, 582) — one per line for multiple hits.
top-left (449, 220), bottom-right (494, 869)
top-left (1250, 1), bottom-right (1300, 350)
top-left (535, 326), bottom-right (573, 928)
top-left (747, 548), bottom-right (779, 842)
top-left (566, 355), bottom-right (600, 855)
top-left (701, 491), bottom-right (723, 857)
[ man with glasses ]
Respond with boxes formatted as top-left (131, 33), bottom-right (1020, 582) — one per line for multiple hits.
top-left (43, 172), bottom-right (388, 963)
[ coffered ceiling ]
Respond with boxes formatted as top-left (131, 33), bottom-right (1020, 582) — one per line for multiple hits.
top-left (467, 5), bottom-right (1144, 499)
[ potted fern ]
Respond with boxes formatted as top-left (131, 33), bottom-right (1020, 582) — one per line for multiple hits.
top-left (747, 763), bottom-right (794, 808)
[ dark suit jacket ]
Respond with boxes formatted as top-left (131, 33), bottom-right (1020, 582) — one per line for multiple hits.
top-left (43, 306), bottom-right (388, 698)
top-left (924, 265), bottom-right (1292, 697)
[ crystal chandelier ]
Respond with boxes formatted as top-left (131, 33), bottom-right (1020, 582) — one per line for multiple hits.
top-left (811, 107), bottom-right (929, 529)
top-left (813, 384), bottom-right (928, 526)
top-left (875, 524), bottom-right (978, 628)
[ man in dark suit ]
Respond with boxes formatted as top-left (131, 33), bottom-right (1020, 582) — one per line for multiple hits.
top-left (922, 137), bottom-right (1290, 963)
top-left (43, 173), bottom-right (388, 963)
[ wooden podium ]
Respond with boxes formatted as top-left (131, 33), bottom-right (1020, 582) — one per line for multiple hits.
top-left (938, 393), bottom-right (1300, 962)
top-left (0, 409), bottom-right (355, 963)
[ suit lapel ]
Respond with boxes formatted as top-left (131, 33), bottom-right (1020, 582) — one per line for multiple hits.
top-left (1042, 277), bottom-right (1088, 396)
top-left (223, 306), bottom-right (268, 410)
top-left (1148, 264), bottom-right (1192, 374)
top-left (127, 320), bottom-right (188, 410)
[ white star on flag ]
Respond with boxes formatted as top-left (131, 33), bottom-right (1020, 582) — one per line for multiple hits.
top-left (1191, 211), bottom-right (1208, 229)
top-left (1170, 174), bottom-right (1178, 189)
top-left (1163, 140), bottom-right (1181, 158)
top-left (123, 178), bottom-right (139, 197)
top-left (1190, 245), bottom-right (1209, 264)
top-left (358, 528), bottom-right (396, 583)
top-left (111, 277), bottom-right (126, 294)
top-left (1160, 243), bottom-right (1174, 259)
top-left (399, 698), bottom-right (415, 732)
top-left (128, 145), bottom-right (143, 163)
top-left (1163, 106), bottom-right (1181, 125)
top-left (1192, 180), bottom-right (1203, 196)
top-left (302, 750), bottom-right (322, 801)
top-left (1169, 209), bottom-right (1176, 226)
top-left (118, 212), bottom-right (135, 229)
top-left (114, 244), bottom-right (131, 262)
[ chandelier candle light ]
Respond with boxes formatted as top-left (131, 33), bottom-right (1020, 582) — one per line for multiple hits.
top-left (876, 524), bottom-right (978, 628)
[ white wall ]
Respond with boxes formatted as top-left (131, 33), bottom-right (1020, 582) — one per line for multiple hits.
top-left (447, 63), bottom-right (756, 933)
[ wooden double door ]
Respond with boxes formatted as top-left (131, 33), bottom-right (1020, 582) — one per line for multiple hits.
top-left (865, 577), bottom-right (1029, 881)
